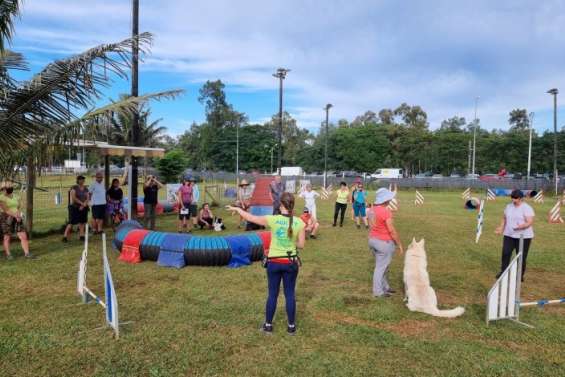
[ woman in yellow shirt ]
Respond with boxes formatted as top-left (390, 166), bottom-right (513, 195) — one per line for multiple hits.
top-left (227, 192), bottom-right (305, 335)
top-left (333, 181), bottom-right (350, 227)
top-left (0, 183), bottom-right (33, 260)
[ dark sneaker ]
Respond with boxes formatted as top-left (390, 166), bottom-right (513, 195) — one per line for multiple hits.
top-left (79, 236), bottom-right (85, 241)
top-left (375, 293), bottom-right (392, 298)
top-left (356, 224), bottom-right (361, 229)
top-left (25, 253), bottom-right (37, 260)
top-left (287, 324), bottom-right (297, 335)
top-left (365, 225), bottom-right (369, 229)
top-left (332, 223), bottom-right (336, 227)
top-left (387, 289), bottom-right (396, 294)
top-left (6, 254), bottom-right (14, 261)
top-left (310, 235), bottom-right (317, 239)
top-left (62, 237), bottom-right (68, 243)
top-left (261, 323), bottom-right (273, 334)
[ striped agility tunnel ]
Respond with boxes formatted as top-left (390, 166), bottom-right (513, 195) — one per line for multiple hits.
top-left (113, 221), bottom-right (271, 269)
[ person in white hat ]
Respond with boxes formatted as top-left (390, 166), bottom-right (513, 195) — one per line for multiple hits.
top-left (368, 188), bottom-right (404, 298)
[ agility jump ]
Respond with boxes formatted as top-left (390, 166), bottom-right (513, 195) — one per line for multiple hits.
top-left (77, 225), bottom-right (120, 338)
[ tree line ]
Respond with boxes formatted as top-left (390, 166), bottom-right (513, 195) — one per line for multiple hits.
top-left (171, 80), bottom-right (565, 176)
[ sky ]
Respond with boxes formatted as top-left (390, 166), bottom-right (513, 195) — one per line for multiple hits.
top-left (10, 0), bottom-right (565, 136)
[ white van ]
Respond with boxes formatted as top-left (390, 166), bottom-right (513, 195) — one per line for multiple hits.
top-left (280, 166), bottom-right (304, 176)
top-left (371, 168), bottom-right (403, 179)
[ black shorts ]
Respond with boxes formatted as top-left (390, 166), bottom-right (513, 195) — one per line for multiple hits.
top-left (179, 202), bottom-right (193, 220)
top-left (190, 204), bottom-right (198, 217)
top-left (92, 204), bottom-right (106, 220)
top-left (69, 206), bottom-right (89, 225)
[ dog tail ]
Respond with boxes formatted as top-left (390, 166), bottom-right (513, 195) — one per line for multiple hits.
top-left (432, 306), bottom-right (465, 318)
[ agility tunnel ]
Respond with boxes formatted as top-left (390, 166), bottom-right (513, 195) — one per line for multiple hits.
top-left (113, 221), bottom-right (271, 269)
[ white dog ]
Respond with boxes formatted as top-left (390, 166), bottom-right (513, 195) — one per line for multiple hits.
top-left (403, 238), bottom-right (465, 318)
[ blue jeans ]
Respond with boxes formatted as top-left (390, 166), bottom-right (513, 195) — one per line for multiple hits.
top-left (266, 262), bottom-right (299, 325)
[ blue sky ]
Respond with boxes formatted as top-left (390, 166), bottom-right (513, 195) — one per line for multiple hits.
top-left (10, 0), bottom-right (565, 136)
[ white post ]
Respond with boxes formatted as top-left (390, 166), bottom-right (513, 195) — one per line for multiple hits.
top-left (236, 122), bottom-right (239, 186)
top-left (472, 96), bottom-right (479, 176)
top-left (127, 162), bottom-right (133, 221)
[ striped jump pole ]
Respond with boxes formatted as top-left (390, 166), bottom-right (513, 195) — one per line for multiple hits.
top-left (320, 184), bottom-right (333, 200)
top-left (461, 188), bottom-right (471, 200)
top-left (475, 199), bottom-right (485, 243)
top-left (414, 190), bottom-right (424, 206)
top-left (486, 188), bottom-right (496, 201)
top-left (548, 200), bottom-right (564, 224)
top-left (487, 237), bottom-right (564, 328)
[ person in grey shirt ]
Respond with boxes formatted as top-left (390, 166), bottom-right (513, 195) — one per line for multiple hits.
top-left (495, 189), bottom-right (535, 281)
top-left (269, 175), bottom-right (284, 215)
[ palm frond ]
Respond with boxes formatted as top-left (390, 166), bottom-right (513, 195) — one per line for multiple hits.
top-left (0, 0), bottom-right (20, 52)
top-left (0, 33), bottom-right (153, 158)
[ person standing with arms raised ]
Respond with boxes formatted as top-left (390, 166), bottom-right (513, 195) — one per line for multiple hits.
top-left (227, 192), bottom-right (305, 335)
top-left (269, 175), bottom-right (284, 215)
top-left (144, 175), bottom-right (164, 230)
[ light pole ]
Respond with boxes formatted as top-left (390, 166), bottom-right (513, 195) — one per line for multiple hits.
top-left (472, 96), bottom-right (479, 176)
top-left (527, 112), bottom-right (534, 181)
top-left (236, 121), bottom-right (239, 186)
top-left (272, 68), bottom-right (290, 175)
top-left (323, 103), bottom-right (333, 188)
top-left (270, 145), bottom-right (276, 174)
top-left (130, 0), bottom-right (140, 217)
top-left (547, 88), bottom-right (559, 195)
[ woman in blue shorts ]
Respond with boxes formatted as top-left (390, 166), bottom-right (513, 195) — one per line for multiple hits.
top-left (352, 183), bottom-right (369, 229)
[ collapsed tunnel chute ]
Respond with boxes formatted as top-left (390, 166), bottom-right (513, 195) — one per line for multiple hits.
top-left (113, 221), bottom-right (270, 268)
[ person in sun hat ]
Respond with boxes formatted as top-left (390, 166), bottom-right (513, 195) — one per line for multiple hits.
top-left (368, 188), bottom-right (404, 298)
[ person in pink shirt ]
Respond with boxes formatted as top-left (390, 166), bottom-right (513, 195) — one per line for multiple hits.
top-left (368, 188), bottom-right (404, 298)
top-left (176, 178), bottom-right (193, 233)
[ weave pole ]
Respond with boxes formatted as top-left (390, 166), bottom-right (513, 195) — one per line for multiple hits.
top-left (548, 200), bottom-right (564, 224)
top-left (414, 190), bottom-right (424, 206)
top-left (533, 190), bottom-right (544, 204)
top-left (486, 188), bottom-right (496, 201)
top-left (461, 188), bottom-right (471, 200)
top-left (388, 184), bottom-right (398, 211)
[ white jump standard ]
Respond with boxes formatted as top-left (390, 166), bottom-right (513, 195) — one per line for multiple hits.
top-left (486, 237), bottom-right (564, 328)
top-left (77, 226), bottom-right (120, 338)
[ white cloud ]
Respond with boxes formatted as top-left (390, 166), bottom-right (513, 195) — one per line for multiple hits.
top-left (12, 0), bottom-right (565, 132)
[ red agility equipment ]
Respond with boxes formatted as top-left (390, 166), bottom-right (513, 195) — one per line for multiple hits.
top-left (118, 229), bottom-right (149, 264)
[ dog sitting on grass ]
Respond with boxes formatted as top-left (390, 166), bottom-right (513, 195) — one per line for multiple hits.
top-left (403, 238), bottom-right (465, 318)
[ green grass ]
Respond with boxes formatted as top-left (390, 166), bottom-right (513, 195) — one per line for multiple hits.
top-left (1, 191), bottom-right (564, 377)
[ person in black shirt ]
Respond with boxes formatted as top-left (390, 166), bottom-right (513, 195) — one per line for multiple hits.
top-left (143, 175), bottom-right (163, 230)
top-left (106, 178), bottom-right (125, 226)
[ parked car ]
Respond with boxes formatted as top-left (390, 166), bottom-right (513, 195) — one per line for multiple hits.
top-left (449, 173), bottom-right (463, 178)
top-left (465, 174), bottom-right (480, 179)
top-left (415, 172), bottom-right (433, 178)
top-left (480, 174), bottom-right (500, 183)
top-left (431, 174), bottom-right (444, 179)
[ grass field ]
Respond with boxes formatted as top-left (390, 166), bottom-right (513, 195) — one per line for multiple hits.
top-left (1, 191), bottom-right (564, 377)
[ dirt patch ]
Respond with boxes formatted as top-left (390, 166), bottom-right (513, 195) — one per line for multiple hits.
top-left (343, 295), bottom-right (372, 306)
top-left (314, 311), bottom-right (440, 339)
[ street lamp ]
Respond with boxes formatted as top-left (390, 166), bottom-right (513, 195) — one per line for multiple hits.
top-left (270, 144), bottom-right (277, 174)
top-left (527, 112), bottom-right (534, 181)
top-left (472, 96), bottom-right (479, 176)
top-left (323, 104), bottom-right (333, 188)
top-left (272, 68), bottom-right (290, 175)
top-left (547, 88), bottom-right (559, 195)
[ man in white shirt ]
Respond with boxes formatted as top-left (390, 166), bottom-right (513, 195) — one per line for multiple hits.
top-left (495, 189), bottom-right (535, 281)
top-left (89, 171), bottom-right (107, 234)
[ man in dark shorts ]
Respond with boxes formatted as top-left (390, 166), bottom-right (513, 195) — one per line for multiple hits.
top-left (269, 175), bottom-right (284, 215)
top-left (63, 175), bottom-right (90, 242)
top-left (89, 171), bottom-right (106, 234)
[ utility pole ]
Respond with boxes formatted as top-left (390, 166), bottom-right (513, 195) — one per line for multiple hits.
top-left (467, 140), bottom-right (471, 176)
top-left (236, 122), bottom-right (239, 186)
top-left (527, 112), bottom-right (534, 182)
top-left (130, 0), bottom-right (140, 217)
top-left (272, 68), bottom-right (290, 175)
top-left (547, 89), bottom-right (559, 194)
top-left (472, 96), bottom-right (479, 176)
top-left (323, 104), bottom-right (333, 188)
